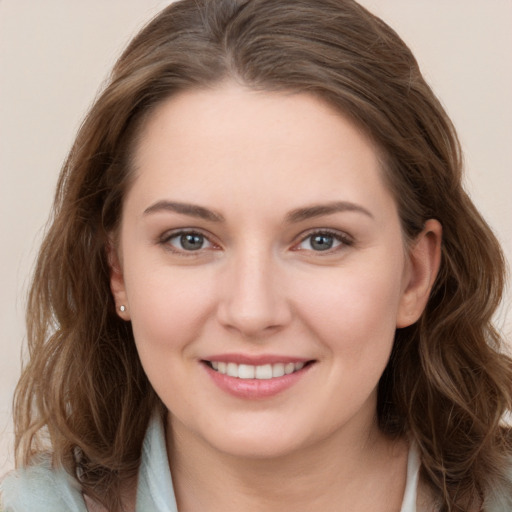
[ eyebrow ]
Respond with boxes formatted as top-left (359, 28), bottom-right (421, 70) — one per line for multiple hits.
top-left (143, 199), bottom-right (373, 224)
top-left (285, 201), bottom-right (374, 223)
top-left (143, 201), bottom-right (225, 222)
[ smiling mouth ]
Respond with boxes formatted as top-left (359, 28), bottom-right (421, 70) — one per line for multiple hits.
top-left (203, 361), bottom-right (313, 380)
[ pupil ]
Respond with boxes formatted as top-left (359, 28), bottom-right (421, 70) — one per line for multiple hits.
top-left (311, 234), bottom-right (333, 251)
top-left (181, 233), bottom-right (203, 250)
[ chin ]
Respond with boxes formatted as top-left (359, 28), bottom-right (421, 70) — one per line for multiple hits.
top-left (196, 414), bottom-right (326, 461)
top-left (215, 433), bottom-right (307, 460)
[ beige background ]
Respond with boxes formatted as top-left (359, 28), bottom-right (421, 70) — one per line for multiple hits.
top-left (1, 1), bottom-right (511, 476)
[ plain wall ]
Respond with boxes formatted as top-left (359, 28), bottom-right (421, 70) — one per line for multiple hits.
top-left (1, 1), bottom-right (511, 475)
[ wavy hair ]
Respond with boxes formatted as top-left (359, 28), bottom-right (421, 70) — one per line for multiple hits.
top-left (14, 0), bottom-right (512, 510)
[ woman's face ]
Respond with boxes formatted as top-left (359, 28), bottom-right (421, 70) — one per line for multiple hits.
top-left (112, 82), bottom-right (437, 458)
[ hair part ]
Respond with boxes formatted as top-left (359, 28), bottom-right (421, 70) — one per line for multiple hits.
top-left (14, 1), bottom-right (512, 510)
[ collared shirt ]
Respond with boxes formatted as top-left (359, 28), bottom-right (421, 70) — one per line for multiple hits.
top-left (1, 413), bottom-right (420, 512)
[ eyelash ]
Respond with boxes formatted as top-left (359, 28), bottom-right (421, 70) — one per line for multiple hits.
top-left (159, 229), bottom-right (217, 255)
top-left (293, 229), bottom-right (354, 254)
top-left (159, 228), bottom-right (353, 256)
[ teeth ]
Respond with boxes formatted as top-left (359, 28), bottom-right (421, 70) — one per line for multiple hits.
top-left (238, 364), bottom-right (255, 379)
top-left (273, 363), bottom-right (285, 377)
top-left (227, 362), bottom-right (238, 377)
top-left (210, 361), bottom-right (307, 379)
top-left (255, 364), bottom-right (272, 379)
top-left (284, 362), bottom-right (295, 375)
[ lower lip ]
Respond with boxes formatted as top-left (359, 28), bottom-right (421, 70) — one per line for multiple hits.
top-left (203, 363), bottom-right (313, 399)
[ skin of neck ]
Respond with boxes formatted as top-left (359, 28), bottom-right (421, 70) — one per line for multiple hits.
top-left (166, 396), bottom-right (409, 512)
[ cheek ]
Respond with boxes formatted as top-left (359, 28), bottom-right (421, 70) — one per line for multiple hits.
top-left (123, 262), bottom-right (217, 358)
top-left (293, 256), bottom-right (405, 357)
top-left (122, 265), bottom-right (220, 410)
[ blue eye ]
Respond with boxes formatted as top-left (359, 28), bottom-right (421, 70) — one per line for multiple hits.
top-left (166, 231), bottom-right (212, 251)
top-left (309, 233), bottom-right (336, 251)
top-left (297, 231), bottom-right (349, 252)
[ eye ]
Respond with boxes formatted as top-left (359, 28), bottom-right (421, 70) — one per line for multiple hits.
top-left (295, 230), bottom-right (352, 252)
top-left (164, 231), bottom-right (214, 252)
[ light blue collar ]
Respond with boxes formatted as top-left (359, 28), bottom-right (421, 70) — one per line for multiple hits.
top-left (135, 412), bottom-right (178, 512)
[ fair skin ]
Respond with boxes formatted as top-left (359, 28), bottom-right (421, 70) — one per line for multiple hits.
top-left (110, 82), bottom-right (441, 511)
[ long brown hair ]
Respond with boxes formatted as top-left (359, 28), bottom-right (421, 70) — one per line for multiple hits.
top-left (14, 0), bottom-right (512, 510)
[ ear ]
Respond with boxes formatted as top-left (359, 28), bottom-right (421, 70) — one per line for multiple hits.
top-left (106, 239), bottom-right (131, 321)
top-left (396, 219), bottom-right (442, 328)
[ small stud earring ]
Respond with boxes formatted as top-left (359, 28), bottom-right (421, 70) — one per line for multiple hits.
top-left (119, 305), bottom-right (126, 312)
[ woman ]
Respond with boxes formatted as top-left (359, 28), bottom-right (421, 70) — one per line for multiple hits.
top-left (1, 0), bottom-right (511, 510)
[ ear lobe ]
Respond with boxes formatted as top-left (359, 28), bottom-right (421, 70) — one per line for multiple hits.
top-left (106, 240), bottom-right (131, 320)
top-left (396, 219), bottom-right (442, 328)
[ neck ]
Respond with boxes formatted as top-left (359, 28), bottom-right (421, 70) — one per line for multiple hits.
top-left (166, 415), bottom-right (409, 512)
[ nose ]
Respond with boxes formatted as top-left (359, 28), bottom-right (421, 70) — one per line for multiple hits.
top-left (216, 247), bottom-right (292, 338)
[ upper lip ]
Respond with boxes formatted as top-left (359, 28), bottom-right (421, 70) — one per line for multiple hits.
top-left (202, 354), bottom-right (313, 365)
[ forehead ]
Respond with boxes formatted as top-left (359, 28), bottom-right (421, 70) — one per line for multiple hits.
top-left (127, 82), bottom-right (396, 221)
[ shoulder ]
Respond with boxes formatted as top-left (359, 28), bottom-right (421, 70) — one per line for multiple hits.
top-left (0, 455), bottom-right (87, 512)
top-left (484, 459), bottom-right (512, 512)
